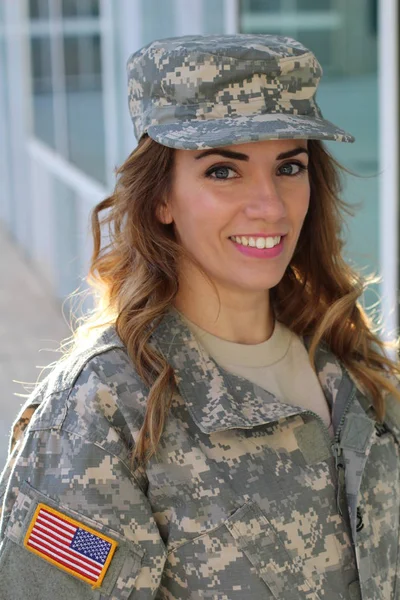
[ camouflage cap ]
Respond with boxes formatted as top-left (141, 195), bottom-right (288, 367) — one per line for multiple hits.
top-left (127, 34), bottom-right (355, 150)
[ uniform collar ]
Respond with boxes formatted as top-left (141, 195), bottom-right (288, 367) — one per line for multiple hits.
top-left (151, 307), bottom-right (355, 435)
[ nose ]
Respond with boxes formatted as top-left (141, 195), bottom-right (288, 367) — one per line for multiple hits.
top-left (244, 175), bottom-right (287, 222)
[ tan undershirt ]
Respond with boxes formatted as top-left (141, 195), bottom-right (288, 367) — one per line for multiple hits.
top-left (178, 311), bottom-right (334, 438)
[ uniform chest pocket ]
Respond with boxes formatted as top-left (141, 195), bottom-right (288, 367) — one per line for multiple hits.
top-left (226, 502), bottom-right (321, 600)
top-left (164, 502), bottom-right (322, 600)
top-left (0, 481), bottom-right (144, 599)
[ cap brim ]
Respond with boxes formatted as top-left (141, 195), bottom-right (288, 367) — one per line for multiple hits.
top-left (146, 113), bottom-right (355, 149)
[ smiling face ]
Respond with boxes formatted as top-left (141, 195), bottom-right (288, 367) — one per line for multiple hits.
top-left (159, 138), bottom-right (310, 299)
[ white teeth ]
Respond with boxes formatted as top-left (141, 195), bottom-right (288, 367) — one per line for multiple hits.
top-left (256, 238), bottom-right (265, 249)
top-left (230, 235), bottom-right (282, 249)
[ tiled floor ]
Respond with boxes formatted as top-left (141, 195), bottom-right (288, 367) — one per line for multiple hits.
top-left (0, 227), bottom-right (69, 469)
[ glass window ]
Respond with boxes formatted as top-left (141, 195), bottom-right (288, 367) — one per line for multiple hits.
top-left (203, 0), bottom-right (225, 34)
top-left (30, 37), bottom-right (56, 148)
top-left (63, 33), bottom-right (106, 183)
top-left (29, 1), bottom-right (55, 147)
top-left (299, 0), bottom-right (332, 11)
top-left (29, 0), bottom-right (50, 20)
top-left (241, 0), bottom-right (281, 12)
top-left (241, 0), bottom-right (332, 13)
top-left (61, 0), bottom-right (99, 18)
top-left (28, 0), bottom-right (106, 184)
top-left (239, 0), bottom-right (380, 307)
top-left (141, 0), bottom-right (175, 46)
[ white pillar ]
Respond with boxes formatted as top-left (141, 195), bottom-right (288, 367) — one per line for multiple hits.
top-left (3, 0), bottom-right (31, 249)
top-left (0, 15), bottom-right (12, 227)
top-left (224, 0), bottom-right (239, 34)
top-left (116, 0), bottom-right (143, 160)
top-left (99, 0), bottom-right (120, 190)
top-left (48, 0), bottom-right (69, 158)
top-left (174, 0), bottom-right (204, 35)
top-left (378, 0), bottom-right (399, 352)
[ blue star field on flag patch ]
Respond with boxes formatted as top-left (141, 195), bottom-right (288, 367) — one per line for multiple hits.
top-left (70, 529), bottom-right (112, 564)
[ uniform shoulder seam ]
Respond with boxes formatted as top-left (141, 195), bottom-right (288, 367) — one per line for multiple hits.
top-left (45, 344), bottom-right (129, 401)
top-left (68, 343), bottom-right (129, 393)
top-left (58, 344), bottom-right (131, 428)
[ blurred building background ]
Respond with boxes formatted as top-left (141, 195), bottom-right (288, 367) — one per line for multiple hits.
top-left (0, 0), bottom-right (398, 464)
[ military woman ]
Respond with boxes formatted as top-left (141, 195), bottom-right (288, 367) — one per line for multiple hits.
top-left (1, 34), bottom-right (400, 600)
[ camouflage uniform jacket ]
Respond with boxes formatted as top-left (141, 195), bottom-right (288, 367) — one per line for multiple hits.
top-left (0, 308), bottom-right (399, 599)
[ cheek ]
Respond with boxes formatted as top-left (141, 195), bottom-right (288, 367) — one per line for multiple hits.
top-left (172, 186), bottom-right (230, 243)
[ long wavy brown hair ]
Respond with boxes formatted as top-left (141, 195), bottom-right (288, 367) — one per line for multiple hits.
top-left (74, 134), bottom-right (400, 465)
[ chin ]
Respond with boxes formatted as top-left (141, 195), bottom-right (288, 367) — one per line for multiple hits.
top-left (238, 270), bottom-right (286, 289)
top-left (231, 277), bottom-right (284, 292)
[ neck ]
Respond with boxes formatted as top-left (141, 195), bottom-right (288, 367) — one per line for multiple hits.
top-left (173, 266), bottom-right (274, 345)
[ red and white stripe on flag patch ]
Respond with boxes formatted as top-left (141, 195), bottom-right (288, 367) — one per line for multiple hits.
top-left (24, 503), bottom-right (118, 588)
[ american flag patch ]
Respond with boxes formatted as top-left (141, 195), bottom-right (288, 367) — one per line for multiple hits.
top-left (24, 503), bottom-right (118, 588)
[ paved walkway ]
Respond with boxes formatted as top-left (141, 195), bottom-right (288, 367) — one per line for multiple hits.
top-left (0, 226), bottom-right (69, 468)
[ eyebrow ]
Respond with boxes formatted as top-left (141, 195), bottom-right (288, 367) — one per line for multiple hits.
top-left (194, 146), bottom-right (309, 161)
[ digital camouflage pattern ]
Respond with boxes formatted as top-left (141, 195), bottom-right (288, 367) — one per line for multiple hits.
top-left (126, 34), bottom-right (355, 150)
top-left (0, 307), bottom-right (399, 599)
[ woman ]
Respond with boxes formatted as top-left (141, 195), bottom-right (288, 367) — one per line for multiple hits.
top-left (0, 34), bottom-right (399, 600)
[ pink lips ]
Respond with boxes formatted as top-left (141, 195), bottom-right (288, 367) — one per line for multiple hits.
top-left (230, 235), bottom-right (285, 259)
